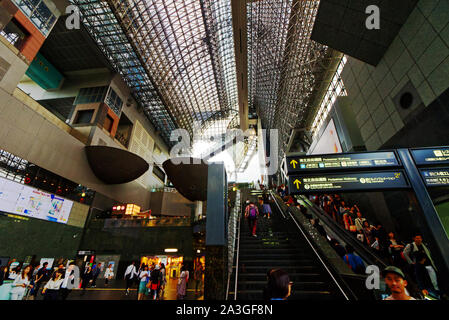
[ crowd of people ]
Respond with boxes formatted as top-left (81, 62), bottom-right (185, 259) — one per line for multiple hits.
top-left (0, 260), bottom-right (82, 300)
top-left (275, 189), bottom-right (444, 299)
top-left (123, 261), bottom-right (167, 300)
top-left (0, 257), bottom-right (204, 300)
top-left (123, 260), bottom-right (203, 300)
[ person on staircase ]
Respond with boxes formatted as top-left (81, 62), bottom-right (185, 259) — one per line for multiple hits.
top-left (245, 202), bottom-right (259, 237)
top-left (265, 269), bottom-right (292, 300)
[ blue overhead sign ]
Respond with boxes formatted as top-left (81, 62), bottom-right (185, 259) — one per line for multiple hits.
top-left (286, 151), bottom-right (399, 174)
top-left (288, 171), bottom-right (409, 194)
top-left (411, 147), bottom-right (449, 166)
top-left (420, 168), bottom-right (449, 187)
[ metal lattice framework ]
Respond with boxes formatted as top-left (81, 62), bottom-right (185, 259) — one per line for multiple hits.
top-left (71, 0), bottom-right (239, 147)
top-left (248, 0), bottom-right (340, 163)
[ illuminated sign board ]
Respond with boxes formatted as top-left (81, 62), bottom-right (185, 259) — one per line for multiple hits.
top-left (0, 176), bottom-right (73, 224)
top-left (411, 148), bottom-right (449, 166)
top-left (420, 168), bottom-right (449, 187)
top-left (286, 151), bottom-right (399, 174)
top-left (288, 171), bottom-right (409, 194)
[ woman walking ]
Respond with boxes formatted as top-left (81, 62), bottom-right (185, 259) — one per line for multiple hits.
top-left (177, 265), bottom-right (189, 300)
top-left (104, 264), bottom-right (114, 287)
top-left (10, 265), bottom-right (33, 300)
top-left (137, 265), bottom-right (149, 300)
top-left (42, 271), bottom-right (64, 300)
top-left (159, 263), bottom-right (166, 299)
top-left (80, 266), bottom-right (93, 296)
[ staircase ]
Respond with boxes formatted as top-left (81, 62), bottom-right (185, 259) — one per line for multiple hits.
top-left (229, 200), bottom-right (347, 300)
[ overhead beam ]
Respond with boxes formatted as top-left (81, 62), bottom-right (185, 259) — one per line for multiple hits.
top-left (231, 0), bottom-right (248, 131)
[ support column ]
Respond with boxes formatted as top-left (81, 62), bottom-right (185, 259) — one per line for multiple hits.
top-left (205, 162), bottom-right (228, 299)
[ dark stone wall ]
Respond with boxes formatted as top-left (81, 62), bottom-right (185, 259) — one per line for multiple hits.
top-left (0, 214), bottom-right (83, 261)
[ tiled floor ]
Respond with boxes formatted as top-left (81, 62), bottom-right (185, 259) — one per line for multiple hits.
top-left (32, 278), bottom-right (204, 300)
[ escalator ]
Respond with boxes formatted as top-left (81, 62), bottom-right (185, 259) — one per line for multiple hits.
top-left (230, 195), bottom-right (350, 300)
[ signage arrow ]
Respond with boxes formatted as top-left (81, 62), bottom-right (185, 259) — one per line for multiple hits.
top-left (290, 159), bottom-right (298, 169)
top-left (293, 179), bottom-right (301, 189)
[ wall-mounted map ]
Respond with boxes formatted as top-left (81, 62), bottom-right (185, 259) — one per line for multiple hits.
top-left (0, 177), bottom-right (73, 224)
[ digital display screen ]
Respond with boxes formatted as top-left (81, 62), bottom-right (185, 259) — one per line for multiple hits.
top-left (288, 171), bottom-right (409, 193)
top-left (286, 151), bottom-right (399, 174)
top-left (420, 168), bottom-right (449, 187)
top-left (308, 119), bottom-right (342, 155)
top-left (412, 148), bottom-right (449, 166)
top-left (0, 176), bottom-right (73, 224)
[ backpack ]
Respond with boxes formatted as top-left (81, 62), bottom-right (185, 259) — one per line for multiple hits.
top-left (249, 206), bottom-right (257, 219)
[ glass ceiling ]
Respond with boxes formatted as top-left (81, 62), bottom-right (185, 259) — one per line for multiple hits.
top-left (71, 0), bottom-right (238, 147)
top-left (70, 0), bottom-right (342, 167)
top-left (248, 0), bottom-right (339, 164)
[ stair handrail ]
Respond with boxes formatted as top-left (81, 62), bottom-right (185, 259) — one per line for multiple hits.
top-left (233, 196), bottom-right (242, 300)
top-left (271, 191), bottom-right (352, 300)
top-left (225, 190), bottom-right (241, 300)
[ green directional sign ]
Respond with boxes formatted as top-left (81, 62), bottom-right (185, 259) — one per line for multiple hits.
top-left (286, 151), bottom-right (399, 174)
top-left (288, 171), bottom-right (409, 194)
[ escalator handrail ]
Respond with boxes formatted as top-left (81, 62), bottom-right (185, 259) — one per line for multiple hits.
top-left (300, 196), bottom-right (387, 269)
top-left (233, 201), bottom-right (242, 300)
top-left (271, 192), bottom-right (353, 300)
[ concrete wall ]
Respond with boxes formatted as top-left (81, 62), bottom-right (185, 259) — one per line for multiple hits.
top-left (340, 0), bottom-right (449, 150)
top-left (0, 86), bottom-right (153, 209)
top-left (0, 38), bottom-right (28, 94)
top-left (17, 68), bottom-right (112, 100)
top-left (149, 191), bottom-right (196, 216)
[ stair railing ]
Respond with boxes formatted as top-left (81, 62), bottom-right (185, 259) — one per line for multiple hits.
top-left (271, 191), bottom-right (352, 300)
top-left (225, 190), bottom-right (241, 300)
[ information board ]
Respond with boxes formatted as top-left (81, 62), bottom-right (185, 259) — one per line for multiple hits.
top-left (411, 147), bottom-right (449, 166)
top-left (286, 151), bottom-right (399, 174)
top-left (0, 176), bottom-right (73, 224)
top-left (420, 168), bottom-right (449, 187)
top-left (288, 171), bottom-right (409, 194)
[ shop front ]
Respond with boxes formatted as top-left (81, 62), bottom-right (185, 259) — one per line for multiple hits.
top-left (140, 255), bottom-right (183, 279)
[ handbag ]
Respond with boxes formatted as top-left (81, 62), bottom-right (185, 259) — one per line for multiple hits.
top-left (150, 282), bottom-right (159, 290)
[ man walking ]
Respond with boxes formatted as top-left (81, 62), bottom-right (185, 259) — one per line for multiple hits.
top-left (91, 263), bottom-right (101, 288)
top-left (124, 261), bottom-right (137, 295)
top-left (60, 262), bottom-right (80, 300)
top-left (32, 262), bottom-right (49, 299)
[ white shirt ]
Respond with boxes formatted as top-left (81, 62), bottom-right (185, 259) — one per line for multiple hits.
top-left (104, 268), bottom-right (114, 278)
top-left (44, 278), bottom-right (64, 290)
top-left (61, 270), bottom-right (74, 289)
top-left (139, 270), bottom-right (149, 282)
top-left (8, 272), bottom-right (18, 280)
top-left (12, 275), bottom-right (30, 290)
top-left (124, 265), bottom-right (137, 279)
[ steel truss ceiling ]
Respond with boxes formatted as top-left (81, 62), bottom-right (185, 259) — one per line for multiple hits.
top-left (71, 0), bottom-right (239, 147)
top-left (248, 0), bottom-right (339, 164)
